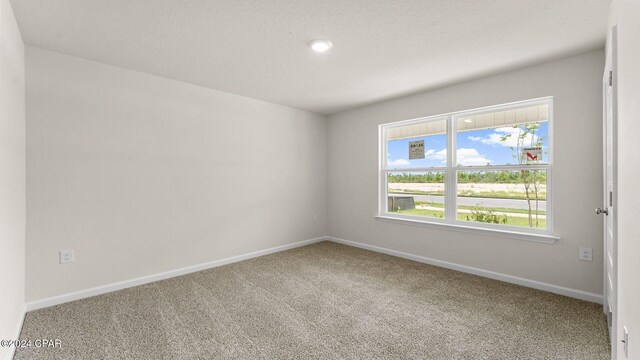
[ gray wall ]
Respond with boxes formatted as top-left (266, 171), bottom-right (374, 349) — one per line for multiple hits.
top-left (25, 47), bottom-right (328, 302)
top-left (328, 49), bottom-right (605, 297)
top-left (0, 0), bottom-right (25, 358)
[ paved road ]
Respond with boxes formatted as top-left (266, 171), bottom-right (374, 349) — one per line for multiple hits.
top-left (389, 193), bottom-right (547, 211)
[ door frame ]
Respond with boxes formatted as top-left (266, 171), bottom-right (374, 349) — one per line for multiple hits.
top-left (602, 25), bottom-right (618, 357)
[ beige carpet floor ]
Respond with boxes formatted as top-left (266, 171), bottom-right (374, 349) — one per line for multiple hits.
top-left (16, 241), bottom-right (610, 359)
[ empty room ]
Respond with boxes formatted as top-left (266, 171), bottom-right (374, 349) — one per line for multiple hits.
top-left (1, 0), bottom-right (639, 359)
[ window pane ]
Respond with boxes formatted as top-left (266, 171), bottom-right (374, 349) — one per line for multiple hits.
top-left (387, 171), bottom-right (445, 219)
top-left (457, 170), bottom-right (546, 229)
top-left (386, 119), bottom-right (447, 168)
top-left (456, 104), bottom-right (549, 166)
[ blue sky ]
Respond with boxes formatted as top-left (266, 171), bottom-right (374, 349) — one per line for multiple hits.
top-left (387, 122), bottom-right (548, 168)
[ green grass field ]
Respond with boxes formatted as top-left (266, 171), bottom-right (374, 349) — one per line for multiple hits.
top-left (395, 207), bottom-right (546, 229)
top-left (415, 201), bottom-right (546, 215)
top-left (388, 188), bottom-right (546, 200)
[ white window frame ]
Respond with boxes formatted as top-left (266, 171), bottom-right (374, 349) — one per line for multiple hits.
top-left (377, 97), bottom-right (558, 243)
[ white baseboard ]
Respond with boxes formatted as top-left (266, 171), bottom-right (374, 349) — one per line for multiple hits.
top-left (6, 305), bottom-right (26, 360)
top-left (25, 234), bottom-right (602, 313)
top-left (326, 236), bottom-right (603, 304)
top-left (26, 237), bottom-right (327, 312)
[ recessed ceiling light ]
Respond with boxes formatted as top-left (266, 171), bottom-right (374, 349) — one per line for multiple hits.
top-left (309, 39), bottom-right (332, 53)
top-left (464, 118), bottom-right (474, 123)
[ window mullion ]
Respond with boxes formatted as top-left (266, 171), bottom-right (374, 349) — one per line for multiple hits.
top-left (379, 126), bottom-right (387, 215)
top-left (384, 167), bottom-right (447, 172)
top-left (445, 116), bottom-right (456, 222)
top-left (457, 164), bottom-right (549, 171)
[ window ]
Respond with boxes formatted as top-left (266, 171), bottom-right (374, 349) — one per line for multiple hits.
top-left (380, 97), bottom-right (553, 236)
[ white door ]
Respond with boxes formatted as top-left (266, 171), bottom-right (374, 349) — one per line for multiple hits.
top-left (601, 26), bottom-right (617, 356)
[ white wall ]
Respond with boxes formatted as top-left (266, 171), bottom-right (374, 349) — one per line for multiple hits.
top-left (328, 49), bottom-right (605, 298)
top-left (25, 47), bottom-right (327, 302)
top-left (609, 1), bottom-right (640, 358)
top-left (0, 0), bottom-right (25, 358)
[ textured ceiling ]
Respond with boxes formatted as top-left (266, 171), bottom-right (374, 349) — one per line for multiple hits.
top-left (11, 0), bottom-right (611, 114)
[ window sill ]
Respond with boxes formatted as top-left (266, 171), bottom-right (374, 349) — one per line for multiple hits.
top-left (374, 215), bottom-right (560, 244)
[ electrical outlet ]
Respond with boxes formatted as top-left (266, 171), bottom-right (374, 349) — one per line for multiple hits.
top-left (313, 214), bottom-right (319, 223)
top-left (579, 247), bottom-right (592, 261)
top-left (60, 250), bottom-right (74, 264)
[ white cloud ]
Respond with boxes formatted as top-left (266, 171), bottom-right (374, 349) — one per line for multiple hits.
top-left (457, 148), bottom-right (492, 166)
top-left (424, 148), bottom-right (491, 166)
top-left (469, 127), bottom-right (538, 148)
top-left (387, 158), bottom-right (410, 166)
top-left (425, 149), bottom-right (447, 161)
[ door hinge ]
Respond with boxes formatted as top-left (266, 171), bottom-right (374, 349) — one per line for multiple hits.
top-left (609, 70), bottom-right (613, 86)
top-left (610, 191), bottom-right (613, 207)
